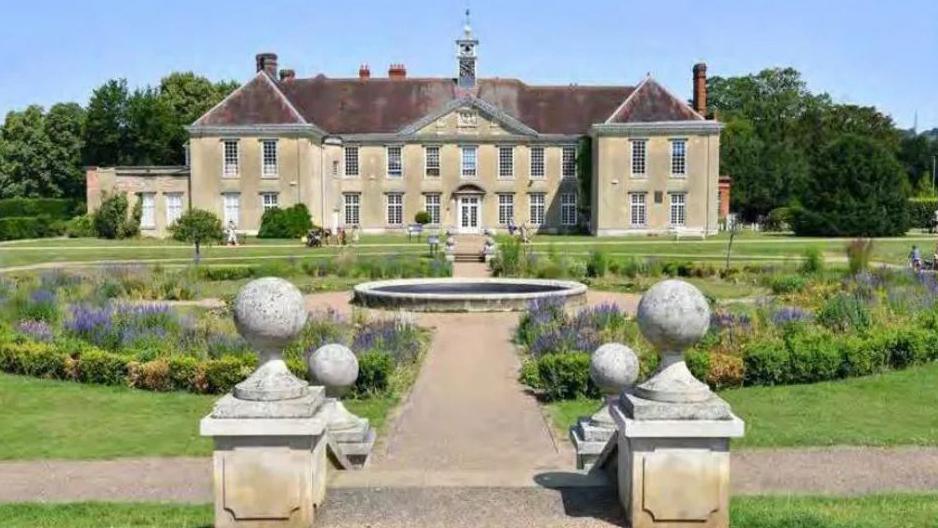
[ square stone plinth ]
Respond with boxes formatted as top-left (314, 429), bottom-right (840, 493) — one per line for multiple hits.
top-left (611, 404), bottom-right (744, 528)
top-left (201, 416), bottom-right (327, 528)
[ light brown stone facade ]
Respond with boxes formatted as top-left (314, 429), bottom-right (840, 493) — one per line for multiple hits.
top-left (85, 166), bottom-right (189, 237)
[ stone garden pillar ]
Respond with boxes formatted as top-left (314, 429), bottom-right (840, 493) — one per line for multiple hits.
top-left (200, 278), bottom-right (328, 528)
top-left (612, 279), bottom-right (744, 528)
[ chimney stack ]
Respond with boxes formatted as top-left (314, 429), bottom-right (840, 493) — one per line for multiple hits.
top-left (693, 63), bottom-right (707, 117)
top-left (279, 69), bottom-right (295, 82)
top-left (388, 63), bottom-right (407, 80)
top-left (359, 64), bottom-right (371, 80)
top-left (255, 52), bottom-right (278, 78)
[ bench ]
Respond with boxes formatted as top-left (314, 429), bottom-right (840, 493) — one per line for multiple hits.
top-left (669, 226), bottom-right (708, 240)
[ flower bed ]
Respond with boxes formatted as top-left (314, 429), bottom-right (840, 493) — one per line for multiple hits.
top-left (518, 268), bottom-right (938, 401)
top-left (0, 272), bottom-right (428, 398)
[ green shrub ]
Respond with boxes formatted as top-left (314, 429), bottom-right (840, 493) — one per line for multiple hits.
top-left (354, 350), bottom-right (394, 396)
top-left (0, 198), bottom-right (79, 219)
top-left (0, 215), bottom-right (66, 241)
top-left (93, 193), bottom-right (130, 239)
top-left (817, 293), bottom-right (871, 332)
top-left (524, 353), bottom-right (596, 401)
top-left (586, 250), bottom-right (609, 278)
top-left (846, 239), bottom-right (874, 275)
top-left (908, 198), bottom-right (938, 229)
top-left (685, 350), bottom-right (710, 381)
top-left (0, 341), bottom-right (67, 378)
top-left (199, 266), bottom-right (257, 281)
top-left (769, 274), bottom-right (806, 295)
top-left (743, 339), bottom-right (790, 385)
top-left (66, 215), bottom-right (96, 238)
top-left (166, 355), bottom-right (202, 392)
top-left (491, 237), bottom-right (525, 277)
top-left (800, 247), bottom-right (824, 274)
top-left (841, 335), bottom-right (888, 377)
top-left (202, 357), bottom-right (254, 393)
top-left (257, 204), bottom-right (314, 239)
top-left (762, 207), bottom-right (791, 232)
top-left (77, 349), bottom-right (128, 385)
top-left (783, 325), bottom-right (843, 383)
top-left (414, 211), bottom-right (431, 225)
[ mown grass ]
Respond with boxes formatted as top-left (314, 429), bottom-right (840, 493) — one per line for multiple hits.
top-left (3, 495), bottom-right (938, 527)
top-left (546, 362), bottom-right (938, 449)
top-left (0, 374), bottom-right (396, 460)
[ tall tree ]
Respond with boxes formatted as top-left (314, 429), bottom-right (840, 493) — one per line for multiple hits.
top-left (158, 72), bottom-right (238, 164)
top-left (898, 134), bottom-right (936, 192)
top-left (83, 79), bottom-right (129, 166)
top-left (44, 103), bottom-right (86, 199)
top-left (0, 106), bottom-right (55, 198)
top-left (126, 87), bottom-right (177, 165)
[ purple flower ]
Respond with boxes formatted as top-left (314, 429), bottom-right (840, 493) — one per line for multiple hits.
top-left (30, 289), bottom-right (56, 306)
top-left (711, 311), bottom-right (752, 331)
top-left (16, 320), bottom-right (53, 342)
top-left (64, 304), bottom-right (117, 348)
top-left (772, 306), bottom-right (812, 326)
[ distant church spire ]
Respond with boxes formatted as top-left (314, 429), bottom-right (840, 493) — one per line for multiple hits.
top-left (456, 8), bottom-right (478, 89)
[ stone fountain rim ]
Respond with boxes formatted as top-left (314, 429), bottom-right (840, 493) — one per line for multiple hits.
top-left (353, 277), bottom-right (588, 302)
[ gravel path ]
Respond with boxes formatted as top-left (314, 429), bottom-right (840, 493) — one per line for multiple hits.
top-left (3, 447), bottom-right (938, 504)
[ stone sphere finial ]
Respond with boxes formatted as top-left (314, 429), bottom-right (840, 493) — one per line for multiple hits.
top-left (590, 343), bottom-right (639, 396)
top-left (636, 279), bottom-right (710, 353)
top-left (308, 344), bottom-right (359, 398)
top-left (233, 277), bottom-right (308, 357)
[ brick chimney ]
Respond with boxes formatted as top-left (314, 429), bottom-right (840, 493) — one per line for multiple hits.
top-left (693, 63), bottom-right (707, 117)
top-left (359, 64), bottom-right (371, 80)
top-left (255, 53), bottom-right (278, 77)
top-left (388, 63), bottom-right (407, 80)
top-left (279, 69), bottom-right (295, 82)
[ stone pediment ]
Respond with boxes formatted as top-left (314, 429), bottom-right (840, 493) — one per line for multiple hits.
top-left (403, 97), bottom-right (538, 138)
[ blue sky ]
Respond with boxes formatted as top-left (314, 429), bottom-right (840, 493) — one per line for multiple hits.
top-left (1, 0), bottom-right (936, 129)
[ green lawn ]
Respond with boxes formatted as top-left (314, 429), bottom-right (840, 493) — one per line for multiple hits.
top-left (3, 495), bottom-right (938, 527)
top-left (3, 231), bottom-right (932, 270)
top-left (0, 374), bottom-right (396, 460)
top-left (547, 362), bottom-right (938, 449)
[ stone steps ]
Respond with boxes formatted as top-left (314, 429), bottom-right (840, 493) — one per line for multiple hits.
top-left (317, 485), bottom-right (624, 527)
top-left (453, 252), bottom-right (485, 263)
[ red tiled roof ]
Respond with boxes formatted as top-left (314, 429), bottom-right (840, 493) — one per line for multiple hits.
top-left (606, 77), bottom-right (703, 123)
top-left (195, 73), bottom-right (700, 134)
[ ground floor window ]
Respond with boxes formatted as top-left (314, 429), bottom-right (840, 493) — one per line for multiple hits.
top-left (223, 193), bottom-right (240, 227)
top-left (140, 193), bottom-right (155, 229)
top-left (424, 193), bottom-right (441, 224)
top-left (669, 192), bottom-right (686, 226)
top-left (343, 193), bottom-right (360, 226)
top-left (387, 193), bottom-right (403, 225)
top-left (165, 193), bottom-right (183, 226)
top-left (498, 193), bottom-right (514, 225)
top-left (629, 192), bottom-right (647, 227)
top-left (529, 193), bottom-right (545, 225)
top-left (560, 193), bottom-right (577, 226)
top-left (261, 192), bottom-right (279, 211)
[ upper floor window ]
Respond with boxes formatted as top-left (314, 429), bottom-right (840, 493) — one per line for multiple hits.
top-left (387, 146), bottom-right (403, 178)
top-left (223, 140), bottom-right (239, 177)
top-left (669, 192), bottom-right (687, 226)
top-left (671, 139), bottom-right (687, 177)
top-left (261, 139), bottom-right (278, 177)
top-left (344, 146), bottom-right (359, 177)
top-left (425, 145), bottom-right (441, 177)
top-left (560, 193), bottom-right (577, 226)
top-left (261, 192), bottom-right (279, 211)
top-left (461, 145), bottom-right (477, 178)
top-left (498, 146), bottom-right (514, 179)
top-left (530, 146), bottom-right (545, 179)
top-left (562, 145), bottom-right (577, 179)
top-left (631, 139), bottom-right (646, 177)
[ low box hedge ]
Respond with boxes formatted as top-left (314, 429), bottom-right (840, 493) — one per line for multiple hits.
top-left (0, 216), bottom-right (67, 241)
top-left (908, 198), bottom-right (938, 229)
top-left (0, 198), bottom-right (80, 220)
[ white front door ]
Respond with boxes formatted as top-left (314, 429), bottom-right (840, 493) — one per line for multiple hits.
top-left (458, 195), bottom-right (480, 234)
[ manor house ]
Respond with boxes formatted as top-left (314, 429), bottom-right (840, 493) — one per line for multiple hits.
top-left (87, 21), bottom-right (724, 237)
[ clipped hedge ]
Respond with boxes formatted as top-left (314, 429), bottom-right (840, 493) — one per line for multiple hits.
top-left (0, 198), bottom-right (80, 220)
top-left (0, 336), bottom-right (397, 396)
top-left (0, 216), bottom-right (67, 241)
top-left (257, 204), bottom-right (314, 239)
top-left (908, 198), bottom-right (938, 229)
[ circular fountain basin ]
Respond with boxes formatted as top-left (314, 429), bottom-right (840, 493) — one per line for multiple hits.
top-left (353, 278), bottom-right (587, 312)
